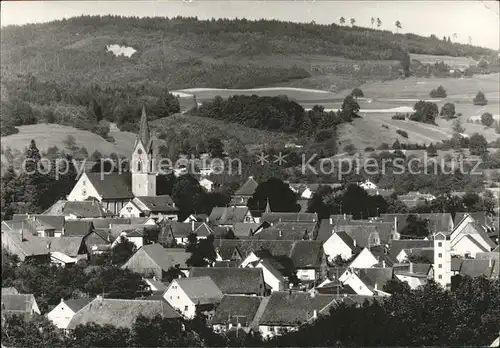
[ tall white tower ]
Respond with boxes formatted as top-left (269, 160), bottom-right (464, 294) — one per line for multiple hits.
top-left (131, 105), bottom-right (156, 197)
top-left (433, 232), bottom-right (452, 289)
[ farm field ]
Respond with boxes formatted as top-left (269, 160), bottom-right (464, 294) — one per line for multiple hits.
top-left (1, 124), bottom-right (136, 158)
top-left (410, 53), bottom-right (478, 68)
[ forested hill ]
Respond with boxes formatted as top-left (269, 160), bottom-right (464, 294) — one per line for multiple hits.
top-left (1, 15), bottom-right (496, 90)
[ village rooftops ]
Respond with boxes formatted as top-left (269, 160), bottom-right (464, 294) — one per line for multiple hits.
top-left (66, 297), bottom-right (180, 329)
top-left (84, 172), bottom-right (134, 200)
top-left (209, 206), bottom-right (251, 225)
top-left (63, 201), bottom-right (113, 218)
top-left (258, 291), bottom-right (337, 326)
top-left (212, 295), bottom-right (265, 327)
top-left (132, 195), bottom-right (178, 213)
top-left (261, 212), bottom-right (318, 224)
top-left (126, 244), bottom-right (191, 271)
top-left (169, 276), bottom-right (224, 305)
top-left (190, 267), bottom-right (264, 295)
top-left (64, 220), bottom-right (94, 237)
top-left (234, 177), bottom-right (259, 196)
top-left (389, 239), bottom-right (433, 258)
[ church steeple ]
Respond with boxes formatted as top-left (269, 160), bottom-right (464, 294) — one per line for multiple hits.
top-left (138, 105), bottom-right (150, 147)
top-left (265, 198), bottom-right (271, 213)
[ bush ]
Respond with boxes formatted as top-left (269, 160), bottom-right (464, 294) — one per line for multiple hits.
top-left (364, 146), bottom-right (375, 152)
top-left (396, 129), bottom-right (409, 138)
top-left (473, 91), bottom-right (488, 105)
top-left (410, 100), bottom-right (438, 124)
top-left (343, 144), bottom-right (357, 155)
top-left (351, 88), bottom-right (364, 98)
top-left (440, 103), bottom-right (456, 119)
top-left (378, 142), bottom-right (390, 150)
top-left (315, 129), bottom-right (334, 142)
top-left (392, 113), bottom-right (406, 120)
top-left (429, 85), bottom-right (447, 98)
top-left (481, 112), bottom-right (494, 127)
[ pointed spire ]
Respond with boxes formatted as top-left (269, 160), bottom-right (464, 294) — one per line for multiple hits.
top-left (139, 104), bottom-right (150, 147)
top-left (265, 198), bottom-right (271, 213)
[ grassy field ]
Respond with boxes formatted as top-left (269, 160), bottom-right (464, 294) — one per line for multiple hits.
top-left (410, 53), bottom-right (478, 68)
top-left (1, 124), bottom-right (136, 157)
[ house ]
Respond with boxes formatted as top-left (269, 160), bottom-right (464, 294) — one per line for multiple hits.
top-left (12, 214), bottom-right (65, 237)
top-left (163, 276), bottom-right (224, 319)
top-left (323, 231), bottom-right (361, 262)
top-left (455, 258), bottom-right (499, 278)
top-left (231, 176), bottom-right (258, 207)
top-left (289, 241), bottom-right (325, 282)
top-left (339, 268), bottom-right (393, 296)
top-left (209, 206), bottom-right (255, 226)
top-left (199, 178), bottom-right (214, 192)
top-left (450, 214), bottom-right (496, 257)
top-left (1, 228), bottom-right (50, 262)
top-left (144, 278), bottom-right (169, 292)
top-left (189, 267), bottom-right (266, 296)
top-left (42, 200), bottom-right (113, 220)
top-left (359, 179), bottom-right (378, 190)
top-left (47, 298), bottom-right (91, 329)
top-left (434, 232), bottom-right (452, 288)
top-left (64, 220), bottom-right (94, 237)
top-left (380, 213), bottom-right (454, 234)
top-left (245, 256), bottom-right (290, 292)
top-left (396, 247), bottom-right (434, 263)
top-left (119, 195), bottom-right (178, 220)
top-left (122, 244), bottom-right (191, 280)
top-left (233, 222), bottom-right (265, 238)
top-left (317, 219), bottom-right (395, 247)
top-left (261, 212), bottom-right (318, 224)
top-left (182, 214), bottom-right (208, 223)
top-left (349, 246), bottom-right (396, 269)
top-left (258, 291), bottom-right (337, 338)
top-left (158, 221), bottom-right (213, 245)
top-left (212, 295), bottom-right (267, 334)
top-left (66, 296), bottom-right (180, 329)
top-left (394, 263), bottom-right (433, 289)
top-left (251, 222), bottom-right (317, 241)
top-left (1, 293), bottom-right (41, 316)
top-left (389, 239), bottom-right (433, 259)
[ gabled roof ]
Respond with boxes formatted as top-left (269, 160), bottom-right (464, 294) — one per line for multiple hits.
top-left (190, 267), bottom-right (264, 294)
top-left (211, 295), bottom-right (263, 327)
top-left (380, 213), bottom-right (453, 233)
top-left (368, 246), bottom-right (397, 267)
top-left (234, 177), bottom-right (258, 196)
top-left (172, 276), bottom-right (223, 305)
top-left (66, 297), bottom-right (179, 329)
top-left (357, 268), bottom-right (393, 291)
top-left (63, 201), bottom-right (112, 218)
top-left (43, 200), bottom-right (67, 215)
top-left (336, 221), bottom-right (394, 244)
top-left (458, 259), bottom-right (498, 278)
top-left (334, 231), bottom-right (360, 252)
top-left (258, 291), bottom-right (337, 326)
top-left (85, 173), bottom-right (134, 200)
top-left (129, 244), bottom-right (191, 271)
top-left (64, 298), bottom-right (92, 313)
top-left (289, 241), bottom-right (323, 269)
top-left (64, 220), bottom-right (94, 237)
top-left (209, 206), bottom-right (250, 225)
top-left (13, 215), bottom-right (66, 233)
top-left (214, 239), bottom-right (296, 261)
top-left (1, 229), bottom-right (50, 257)
top-left (338, 225), bottom-right (385, 248)
top-left (43, 236), bottom-right (86, 257)
top-left (400, 248), bottom-right (434, 263)
top-left (261, 213), bottom-right (317, 224)
top-left (1, 294), bottom-right (37, 313)
top-left (233, 223), bottom-right (262, 237)
top-left (390, 239), bottom-right (433, 258)
top-left (134, 195), bottom-right (178, 213)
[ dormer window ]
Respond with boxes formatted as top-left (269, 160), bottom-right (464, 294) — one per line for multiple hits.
top-left (137, 149), bottom-right (143, 155)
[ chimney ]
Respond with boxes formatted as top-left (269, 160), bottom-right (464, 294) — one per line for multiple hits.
top-left (409, 262), bottom-right (414, 273)
top-left (394, 216), bottom-right (398, 233)
top-left (313, 310), bottom-right (318, 319)
top-left (353, 239), bottom-right (357, 247)
top-left (329, 217), bottom-right (333, 224)
top-left (382, 260), bottom-right (386, 268)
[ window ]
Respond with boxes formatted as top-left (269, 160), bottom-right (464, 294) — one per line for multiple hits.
top-left (184, 305), bottom-right (188, 311)
top-left (438, 242), bottom-right (442, 247)
top-left (438, 264), bottom-right (442, 268)
top-left (177, 296), bottom-right (180, 299)
top-left (170, 296), bottom-right (172, 300)
top-left (137, 161), bottom-right (142, 172)
top-left (438, 275), bottom-right (442, 279)
top-left (438, 253), bottom-right (442, 258)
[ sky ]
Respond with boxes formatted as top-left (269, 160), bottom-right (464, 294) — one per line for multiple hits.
top-left (1, 1), bottom-right (499, 50)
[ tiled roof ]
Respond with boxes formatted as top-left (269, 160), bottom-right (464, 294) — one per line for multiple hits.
top-left (289, 241), bottom-right (323, 269)
top-left (390, 239), bottom-right (433, 258)
top-left (134, 196), bottom-right (178, 213)
top-left (234, 177), bottom-right (258, 196)
top-left (64, 299), bottom-right (92, 313)
top-left (251, 227), bottom-right (308, 241)
top-left (173, 276), bottom-right (224, 305)
top-left (64, 220), bottom-right (94, 237)
top-left (43, 200), bottom-right (67, 215)
top-left (458, 259), bottom-right (498, 278)
top-left (368, 246), bottom-right (397, 267)
top-left (357, 268), bottom-right (394, 291)
top-left (211, 295), bottom-right (263, 326)
top-left (209, 207), bottom-right (250, 225)
top-left (63, 201), bottom-right (112, 218)
top-left (90, 218), bottom-right (131, 229)
top-left (258, 291), bottom-right (337, 326)
top-left (297, 199), bottom-right (309, 213)
top-left (214, 239), bottom-right (295, 260)
top-left (43, 236), bottom-right (86, 257)
top-left (261, 213), bottom-right (318, 224)
top-left (12, 215), bottom-right (66, 233)
top-left (338, 225), bottom-right (385, 248)
top-left (85, 173), bottom-right (134, 200)
top-left (380, 213), bottom-right (453, 233)
top-left (132, 244), bottom-right (191, 271)
top-left (66, 297), bottom-right (179, 329)
top-left (1, 294), bottom-right (37, 313)
top-left (335, 231), bottom-right (360, 252)
top-left (1, 229), bottom-right (50, 257)
top-left (190, 267), bottom-right (264, 294)
top-left (233, 223), bottom-right (261, 237)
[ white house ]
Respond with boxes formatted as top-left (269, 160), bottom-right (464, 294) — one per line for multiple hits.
top-left (339, 269), bottom-right (373, 296)
top-left (323, 231), bottom-right (359, 262)
top-left (348, 248), bottom-right (380, 269)
top-left (394, 263), bottom-right (433, 290)
top-left (449, 214), bottom-right (495, 257)
top-left (359, 180), bottom-right (378, 190)
top-left (163, 276), bottom-right (223, 319)
top-left (47, 298), bottom-right (91, 329)
top-left (119, 196), bottom-right (178, 220)
top-left (245, 258), bottom-right (288, 292)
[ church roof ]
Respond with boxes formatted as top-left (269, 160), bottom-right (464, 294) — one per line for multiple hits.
top-left (85, 173), bottom-right (134, 200)
top-left (138, 105), bottom-right (151, 149)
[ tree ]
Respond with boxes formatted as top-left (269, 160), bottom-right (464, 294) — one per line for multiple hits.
top-left (426, 143), bottom-right (438, 157)
top-left (350, 18), bottom-right (356, 26)
top-left (111, 236), bottom-right (137, 265)
top-left (351, 88), bottom-right (364, 98)
top-left (343, 144), bottom-right (357, 155)
top-left (473, 91), bottom-right (488, 106)
top-left (410, 101), bottom-right (438, 124)
top-left (63, 135), bottom-right (79, 154)
top-left (392, 139), bottom-right (402, 150)
top-left (376, 17), bottom-right (382, 28)
top-left (185, 233), bottom-right (217, 267)
top-left (430, 85), bottom-right (447, 98)
top-left (452, 119), bottom-right (465, 134)
top-left (395, 20), bottom-right (402, 33)
top-left (440, 103), bottom-right (456, 119)
top-left (371, 17), bottom-right (375, 28)
top-left (340, 95), bottom-right (360, 121)
top-left (171, 174), bottom-right (206, 220)
top-left (248, 177), bottom-right (299, 212)
top-left (481, 112), bottom-right (494, 127)
top-left (207, 137), bottom-right (224, 158)
top-left (401, 52), bottom-right (411, 77)
top-left (85, 267), bottom-right (151, 299)
top-left (400, 214), bottom-right (430, 238)
top-left (468, 133), bottom-right (488, 156)
top-left (339, 17), bottom-right (346, 25)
